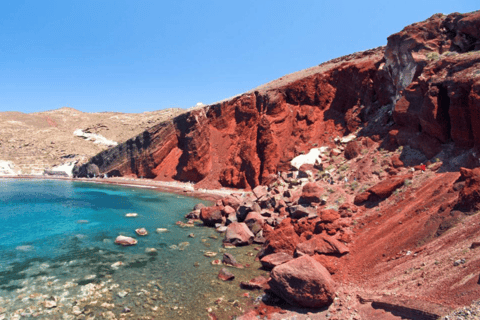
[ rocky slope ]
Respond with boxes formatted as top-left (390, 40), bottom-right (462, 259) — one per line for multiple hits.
top-left (0, 107), bottom-right (183, 175)
top-left (73, 10), bottom-right (480, 319)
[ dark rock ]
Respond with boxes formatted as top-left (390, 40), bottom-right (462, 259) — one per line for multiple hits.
top-left (218, 268), bottom-right (235, 281)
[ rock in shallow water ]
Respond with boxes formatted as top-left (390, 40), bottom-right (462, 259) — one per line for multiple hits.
top-left (218, 268), bottom-right (235, 281)
top-left (114, 235), bottom-right (137, 246)
top-left (135, 228), bottom-right (148, 236)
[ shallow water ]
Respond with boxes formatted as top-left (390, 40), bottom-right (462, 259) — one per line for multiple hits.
top-left (0, 179), bottom-right (267, 319)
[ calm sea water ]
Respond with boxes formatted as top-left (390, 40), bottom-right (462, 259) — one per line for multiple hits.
top-left (0, 179), bottom-right (265, 319)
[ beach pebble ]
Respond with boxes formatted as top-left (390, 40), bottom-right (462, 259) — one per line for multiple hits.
top-left (125, 213), bottom-right (138, 217)
top-left (111, 261), bottom-right (124, 270)
top-left (15, 245), bottom-right (34, 251)
top-left (135, 228), bottom-right (148, 236)
top-left (72, 306), bottom-right (82, 315)
top-left (145, 248), bottom-right (157, 254)
top-left (188, 233), bottom-right (195, 238)
top-left (204, 251), bottom-right (217, 257)
top-left (216, 226), bottom-right (228, 233)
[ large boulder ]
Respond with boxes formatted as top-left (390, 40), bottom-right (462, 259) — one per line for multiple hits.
top-left (260, 224), bottom-right (300, 258)
top-left (224, 222), bottom-right (254, 246)
top-left (269, 255), bottom-right (336, 308)
top-left (288, 205), bottom-right (317, 219)
top-left (298, 182), bottom-right (324, 205)
top-left (253, 185), bottom-right (269, 199)
top-left (295, 234), bottom-right (349, 256)
top-left (244, 211), bottom-right (264, 234)
top-left (354, 174), bottom-right (412, 204)
top-left (344, 140), bottom-right (362, 160)
top-left (200, 206), bottom-right (224, 226)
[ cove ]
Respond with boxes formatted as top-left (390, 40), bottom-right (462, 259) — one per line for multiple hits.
top-left (0, 179), bottom-right (264, 319)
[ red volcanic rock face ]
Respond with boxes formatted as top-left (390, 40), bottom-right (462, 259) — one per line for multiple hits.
top-left (75, 11), bottom-right (480, 189)
top-left (268, 255), bottom-right (336, 308)
top-left (75, 48), bottom-right (384, 189)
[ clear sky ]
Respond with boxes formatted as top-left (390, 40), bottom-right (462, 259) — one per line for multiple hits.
top-left (0, 1), bottom-right (477, 113)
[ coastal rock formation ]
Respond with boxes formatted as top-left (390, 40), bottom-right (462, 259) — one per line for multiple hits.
top-left (75, 48), bottom-right (384, 189)
top-left (268, 255), bottom-right (336, 308)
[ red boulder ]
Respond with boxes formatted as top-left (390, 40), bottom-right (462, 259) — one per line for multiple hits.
top-left (224, 222), bottom-right (254, 246)
top-left (269, 255), bottom-right (336, 308)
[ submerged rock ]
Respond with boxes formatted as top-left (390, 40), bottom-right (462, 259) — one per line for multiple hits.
top-left (218, 268), bottom-right (235, 281)
top-left (125, 213), bottom-right (138, 217)
top-left (135, 228), bottom-right (148, 236)
top-left (114, 235), bottom-right (138, 246)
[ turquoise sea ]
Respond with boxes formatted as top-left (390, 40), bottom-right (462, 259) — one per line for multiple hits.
top-left (0, 179), bottom-right (264, 319)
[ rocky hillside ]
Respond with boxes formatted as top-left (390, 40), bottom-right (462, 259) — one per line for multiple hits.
top-left (72, 10), bottom-right (480, 319)
top-left (0, 107), bottom-right (183, 175)
top-left (75, 11), bottom-right (480, 190)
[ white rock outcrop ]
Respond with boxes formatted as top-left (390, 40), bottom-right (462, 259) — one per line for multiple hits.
top-left (73, 129), bottom-right (118, 147)
top-left (290, 147), bottom-right (328, 170)
top-left (0, 160), bottom-right (20, 175)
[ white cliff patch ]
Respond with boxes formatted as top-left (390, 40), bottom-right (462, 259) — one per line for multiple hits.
top-left (0, 160), bottom-right (21, 175)
top-left (49, 161), bottom-right (77, 177)
top-left (73, 129), bottom-right (118, 147)
top-left (290, 147), bottom-right (328, 170)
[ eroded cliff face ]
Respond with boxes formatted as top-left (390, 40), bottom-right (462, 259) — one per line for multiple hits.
top-left (75, 11), bottom-right (480, 188)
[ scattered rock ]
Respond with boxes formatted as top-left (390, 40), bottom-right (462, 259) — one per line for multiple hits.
top-left (114, 235), bottom-right (138, 246)
top-left (260, 252), bottom-right (294, 270)
top-left (224, 222), bottom-right (254, 246)
top-left (125, 213), bottom-right (138, 217)
top-left (156, 228), bottom-right (168, 233)
top-left (135, 228), bottom-right (148, 236)
top-left (222, 253), bottom-right (243, 268)
top-left (218, 268), bottom-right (235, 281)
top-left (240, 276), bottom-right (268, 290)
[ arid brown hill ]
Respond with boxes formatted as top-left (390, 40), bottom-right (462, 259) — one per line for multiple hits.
top-left (0, 107), bottom-right (183, 174)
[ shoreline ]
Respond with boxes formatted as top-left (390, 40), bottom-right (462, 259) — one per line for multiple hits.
top-left (0, 175), bottom-right (247, 202)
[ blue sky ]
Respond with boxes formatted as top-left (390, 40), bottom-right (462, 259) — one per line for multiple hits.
top-left (0, 1), bottom-right (477, 113)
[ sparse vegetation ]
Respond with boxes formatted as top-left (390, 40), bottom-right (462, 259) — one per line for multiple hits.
top-left (426, 52), bottom-right (440, 61)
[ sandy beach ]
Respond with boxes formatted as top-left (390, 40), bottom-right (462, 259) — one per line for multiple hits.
top-left (0, 175), bottom-right (248, 203)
